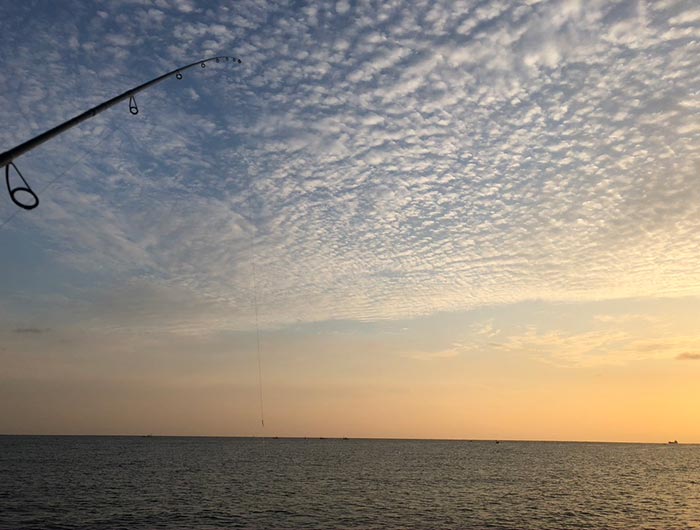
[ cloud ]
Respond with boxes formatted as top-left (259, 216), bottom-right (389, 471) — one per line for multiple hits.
top-left (498, 327), bottom-right (631, 366)
top-left (13, 327), bottom-right (49, 334)
top-left (62, 279), bottom-right (257, 335)
top-left (499, 325), bottom-right (700, 367)
top-left (335, 1), bottom-right (350, 15)
top-left (403, 342), bottom-right (463, 361)
top-left (594, 314), bottom-right (659, 324)
top-left (472, 320), bottom-right (500, 339)
top-left (676, 352), bottom-right (700, 361)
top-left (1, 0), bottom-right (699, 330)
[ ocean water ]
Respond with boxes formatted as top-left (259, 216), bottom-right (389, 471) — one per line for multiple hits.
top-left (0, 436), bottom-right (698, 529)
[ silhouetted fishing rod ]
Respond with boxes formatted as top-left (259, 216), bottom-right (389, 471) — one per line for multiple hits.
top-left (1, 55), bottom-right (242, 210)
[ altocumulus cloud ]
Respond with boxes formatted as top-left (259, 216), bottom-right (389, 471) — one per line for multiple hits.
top-left (677, 352), bottom-right (700, 361)
top-left (0, 0), bottom-right (699, 331)
top-left (13, 328), bottom-right (48, 334)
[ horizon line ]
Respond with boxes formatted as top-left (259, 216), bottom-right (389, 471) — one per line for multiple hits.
top-left (0, 433), bottom-right (694, 445)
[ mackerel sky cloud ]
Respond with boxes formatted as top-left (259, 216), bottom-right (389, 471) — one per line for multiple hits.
top-left (1, 0), bottom-right (700, 440)
top-left (1, 0), bottom-right (699, 329)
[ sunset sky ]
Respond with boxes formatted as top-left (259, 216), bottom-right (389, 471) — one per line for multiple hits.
top-left (1, 0), bottom-right (699, 442)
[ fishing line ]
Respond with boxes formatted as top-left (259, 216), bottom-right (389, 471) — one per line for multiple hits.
top-left (251, 229), bottom-right (265, 429)
top-left (241, 149), bottom-right (265, 430)
top-left (218, 64), bottom-right (266, 429)
top-left (0, 125), bottom-right (116, 231)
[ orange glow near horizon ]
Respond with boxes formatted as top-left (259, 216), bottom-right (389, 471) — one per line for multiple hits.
top-left (2, 296), bottom-right (699, 443)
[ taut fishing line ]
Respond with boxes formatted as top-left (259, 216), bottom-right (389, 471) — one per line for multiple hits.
top-left (238, 147), bottom-right (266, 430)
top-left (218, 64), bottom-right (266, 429)
top-left (251, 224), bottom-right (265, 429)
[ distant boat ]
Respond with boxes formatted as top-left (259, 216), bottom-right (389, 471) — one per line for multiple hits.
top-left (668, 440), bottom-right (679, 444)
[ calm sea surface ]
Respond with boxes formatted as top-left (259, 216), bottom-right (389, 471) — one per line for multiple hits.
top-left (0, 436), bottom-right (698, 529)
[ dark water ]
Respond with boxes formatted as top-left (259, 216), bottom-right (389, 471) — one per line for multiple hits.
top-left (1, 436), bottom-right (699, 529)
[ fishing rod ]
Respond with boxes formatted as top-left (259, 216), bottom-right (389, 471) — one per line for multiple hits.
top-left (1, 55), bottom-right (242, 210)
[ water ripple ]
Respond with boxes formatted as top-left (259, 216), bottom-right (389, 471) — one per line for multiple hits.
top-left (1, 437), bottom-right (699, 529)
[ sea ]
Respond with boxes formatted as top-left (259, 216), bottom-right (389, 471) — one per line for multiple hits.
top-left (0, 436), bottom-right (698, 529)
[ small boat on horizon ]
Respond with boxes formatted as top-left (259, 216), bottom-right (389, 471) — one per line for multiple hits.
top-left (668, 440), bottom-right (679, 444)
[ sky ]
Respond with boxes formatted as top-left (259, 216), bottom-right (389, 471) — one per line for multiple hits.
top-left (0, 0), bottom-right (699, 442)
